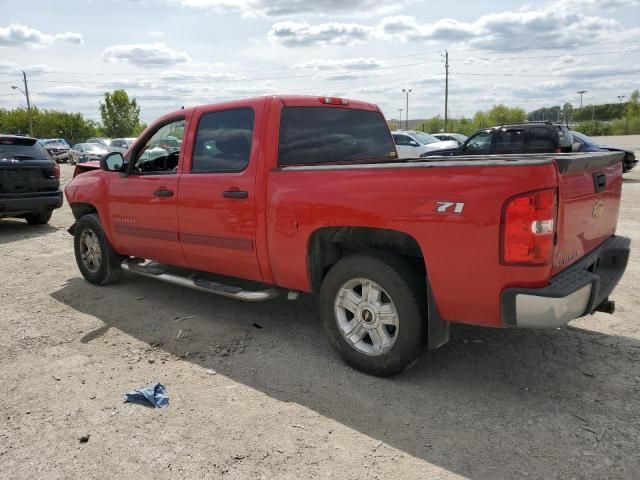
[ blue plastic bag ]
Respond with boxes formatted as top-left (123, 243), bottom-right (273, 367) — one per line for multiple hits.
top-left (124, 382), bottom-right (169, 408)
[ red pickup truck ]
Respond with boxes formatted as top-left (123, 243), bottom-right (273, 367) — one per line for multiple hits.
top-left (65, 95), bottom-right (630, 376)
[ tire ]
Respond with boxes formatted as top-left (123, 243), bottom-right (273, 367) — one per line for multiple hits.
top-left (319, 253), bottom-right (426, 377)
top-left (74, 213), bottom-right (124, 285)
top-left (25, 211), bottom-right (53, 225)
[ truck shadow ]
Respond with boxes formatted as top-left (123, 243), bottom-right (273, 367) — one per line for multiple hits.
top-left (0, 219), bottom-right (58, 245)
top-left (51, 275), bottom-right (640, 479)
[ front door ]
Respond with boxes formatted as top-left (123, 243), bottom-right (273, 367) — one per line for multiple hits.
top-left (107, 117), bottom-right (188, 266)
top-left (177, 105), bottom-right (263, 281)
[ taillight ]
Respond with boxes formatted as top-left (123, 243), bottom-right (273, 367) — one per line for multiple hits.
top-left (555, 148), bottom-right (561, 153)
top-left (501, 189), bottom-right (557, 265)
top-left (53, 163), bottom-right (60, 178)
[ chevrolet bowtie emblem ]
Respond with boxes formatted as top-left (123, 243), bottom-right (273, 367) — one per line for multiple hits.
top-left (592, 200), bottom-right (605, 219)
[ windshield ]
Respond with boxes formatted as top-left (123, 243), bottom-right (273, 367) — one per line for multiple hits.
top-left (570, 131), bottom-right (597, 146)
top-left (411, 132), bottom-right (440, 145)
top-left (86, 144), bottom-right (106, 152)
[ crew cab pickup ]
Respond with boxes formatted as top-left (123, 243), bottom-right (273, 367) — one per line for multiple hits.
top-left (64, 96), bottom-right (630, 376)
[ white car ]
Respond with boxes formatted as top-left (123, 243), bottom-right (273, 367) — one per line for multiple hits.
top-left (391, 130), bottom-right (458, 158)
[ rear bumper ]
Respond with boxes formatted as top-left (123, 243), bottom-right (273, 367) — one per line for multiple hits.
top-left (502, 235), bottom-right (631, 328)
top-left (0, 190), bottom-right (63, 217)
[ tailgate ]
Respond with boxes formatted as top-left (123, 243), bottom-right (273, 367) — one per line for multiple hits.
top-left (0, 163), bottom-right (59, 195)
top-left (553, 152), bottom-right (624, 274)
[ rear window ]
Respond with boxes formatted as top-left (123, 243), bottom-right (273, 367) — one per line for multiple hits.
top-left (278, 107), bottom-right (396, 166)
top-left (0, 141), bottom-right (49, 160)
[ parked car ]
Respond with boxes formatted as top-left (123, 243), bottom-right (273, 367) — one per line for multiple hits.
top-left (391, 130), bottom-right (458, 158)
top-left (1, 135), bottom-right (62, 224)
top-left (432, 133), bottom-right (468, 145)
top-left (571, 131), bottom-right (637, 173)
top-left (39, 138), bottom-right (71, 163)
top-left (422, 122), bottom-right (571, 157)
top-left (86, 137), bottom-right (112, 147)
top-left (69, 143), bottom-right (109, 165)
top-left (109, 138), bottom-right (137, 153)
top-left (64, 95), bottom-right (629, 377)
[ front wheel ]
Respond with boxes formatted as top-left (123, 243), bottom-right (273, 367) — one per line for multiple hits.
top-left (319, 254), bottom-right (425, 377)
top-left (74, 214), bottom-right (124, 285)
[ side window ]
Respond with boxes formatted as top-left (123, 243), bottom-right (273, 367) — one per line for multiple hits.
top-left (494, 129), bottom-right (525, 151)
top-left (133, 118), bottom-right (185, 174)
top-left (191, 108), bottom-right (254, 173)
top-left (466, 131), bottom-right (491, 152)
top-left (395, 134), bottom-right (413, 146)
top-left (529, 127), bottom-right (556, 151)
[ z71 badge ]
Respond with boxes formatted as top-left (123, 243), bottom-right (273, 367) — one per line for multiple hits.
top-left (435, 201), bottom-right (465, 214)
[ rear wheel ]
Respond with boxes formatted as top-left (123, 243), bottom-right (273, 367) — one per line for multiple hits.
top-left (74, 214), bottom-right (124, 285)
top-left (319, 253), bottom-right (425, 376)
top-left (25, 211), bottom-right (53, 225)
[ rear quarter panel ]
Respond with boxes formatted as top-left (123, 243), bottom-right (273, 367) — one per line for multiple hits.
top-left (267, 161), bottom-right (560, 327)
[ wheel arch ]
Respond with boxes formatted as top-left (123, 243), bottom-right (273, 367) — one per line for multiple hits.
top-left (307, 226), bottom-right (449, 350)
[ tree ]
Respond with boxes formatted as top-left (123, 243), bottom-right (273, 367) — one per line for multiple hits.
top-left (0, 107), bottom-right (97, 143)
top-left (99, 89), bottom-right (141, 137)
top-left (627, 90), bottom-right (640, 119)
top-left (486, 105), bottom-right (526, 125)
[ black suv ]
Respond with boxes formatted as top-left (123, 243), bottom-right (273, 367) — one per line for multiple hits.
top-left (422, 122), bottom-right (573, 157)
top-left (0, 135), bottom-right (63, 224)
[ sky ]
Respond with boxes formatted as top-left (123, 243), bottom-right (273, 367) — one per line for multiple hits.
top-left (1, 0), bottom-right (639, 123)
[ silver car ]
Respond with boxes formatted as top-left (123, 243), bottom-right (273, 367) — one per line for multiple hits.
top-left (109, 137), bottom-right (137, 153)
top-left (69, 143), bottom-right (109, 165)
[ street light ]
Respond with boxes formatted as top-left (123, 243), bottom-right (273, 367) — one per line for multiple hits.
top-left (577, 90), bottom-right (587, 109)
top-left (397, 108), bottom-right (403, 130)
top-left (11, 71), bottom-right (33, 136)
top-left (617, 95), bottom-right (626, 104)
top-left (402, 88), bottom-right (412, 130)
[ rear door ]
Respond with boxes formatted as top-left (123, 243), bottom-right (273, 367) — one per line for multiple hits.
top-left (0, 137), bottom-right (58, 197)
top-left (552, 152), bottom-right (623, 274)
top-left (177, 103), bottom-right (263, 282)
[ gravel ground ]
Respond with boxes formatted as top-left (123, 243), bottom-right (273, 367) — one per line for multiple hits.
top-left (1, 139), bottom-right (639, 479)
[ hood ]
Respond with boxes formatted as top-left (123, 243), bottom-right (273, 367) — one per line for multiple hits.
top-left (423, 140), bottom-right (459, 150)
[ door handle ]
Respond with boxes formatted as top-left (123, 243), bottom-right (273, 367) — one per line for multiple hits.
top-left (593, 173), bottom-right (606, 193)
top-left (223, 190), bottom-right (248, 199)
top-left (154, 188), bottom-right (174, 198)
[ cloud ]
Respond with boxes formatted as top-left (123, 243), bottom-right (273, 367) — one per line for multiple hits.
top-left (268, 21), bottom-right (372, 47)
top-left (0, 61), bottom-right (59, 75)
top-left (292, 57), bottom-right (382, 71)
top-left (102, 43), bottom-right (190, 67)
top-left (269, 4), bottom-right (640, 49)
top-left (175, 0), bottom-right (402, 17)
top-left (0, 24), bottom-right (83, 48)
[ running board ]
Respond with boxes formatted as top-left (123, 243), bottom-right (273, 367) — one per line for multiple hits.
top-left (120, 259), bottom-right (282, 302)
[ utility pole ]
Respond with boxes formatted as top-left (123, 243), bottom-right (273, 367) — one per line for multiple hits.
top-left (23, 71), bottom-right (32, 137)
top-left (402, 89), bottom-right (412, 130)
top-left (397, 109), bottom-right (403, 130)
top-left (444, 50), bottom-right (449, 132)
top-left (11, 71), bottom-right (33, 136)
top-left (618, 95), bottom-right (626, 104)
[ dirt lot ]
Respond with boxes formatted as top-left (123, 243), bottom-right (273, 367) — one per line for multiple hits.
top-left (1, 140), bottom-right (640, 479)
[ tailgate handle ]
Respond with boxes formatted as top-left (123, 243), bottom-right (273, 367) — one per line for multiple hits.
top-left (593, 173), bottom-right (606, 193)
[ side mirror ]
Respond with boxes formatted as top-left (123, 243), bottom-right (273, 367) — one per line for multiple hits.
top-left (101, 151), bottom-right (124, 172)
top-left (409, 140), bottom-right (419, 147)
